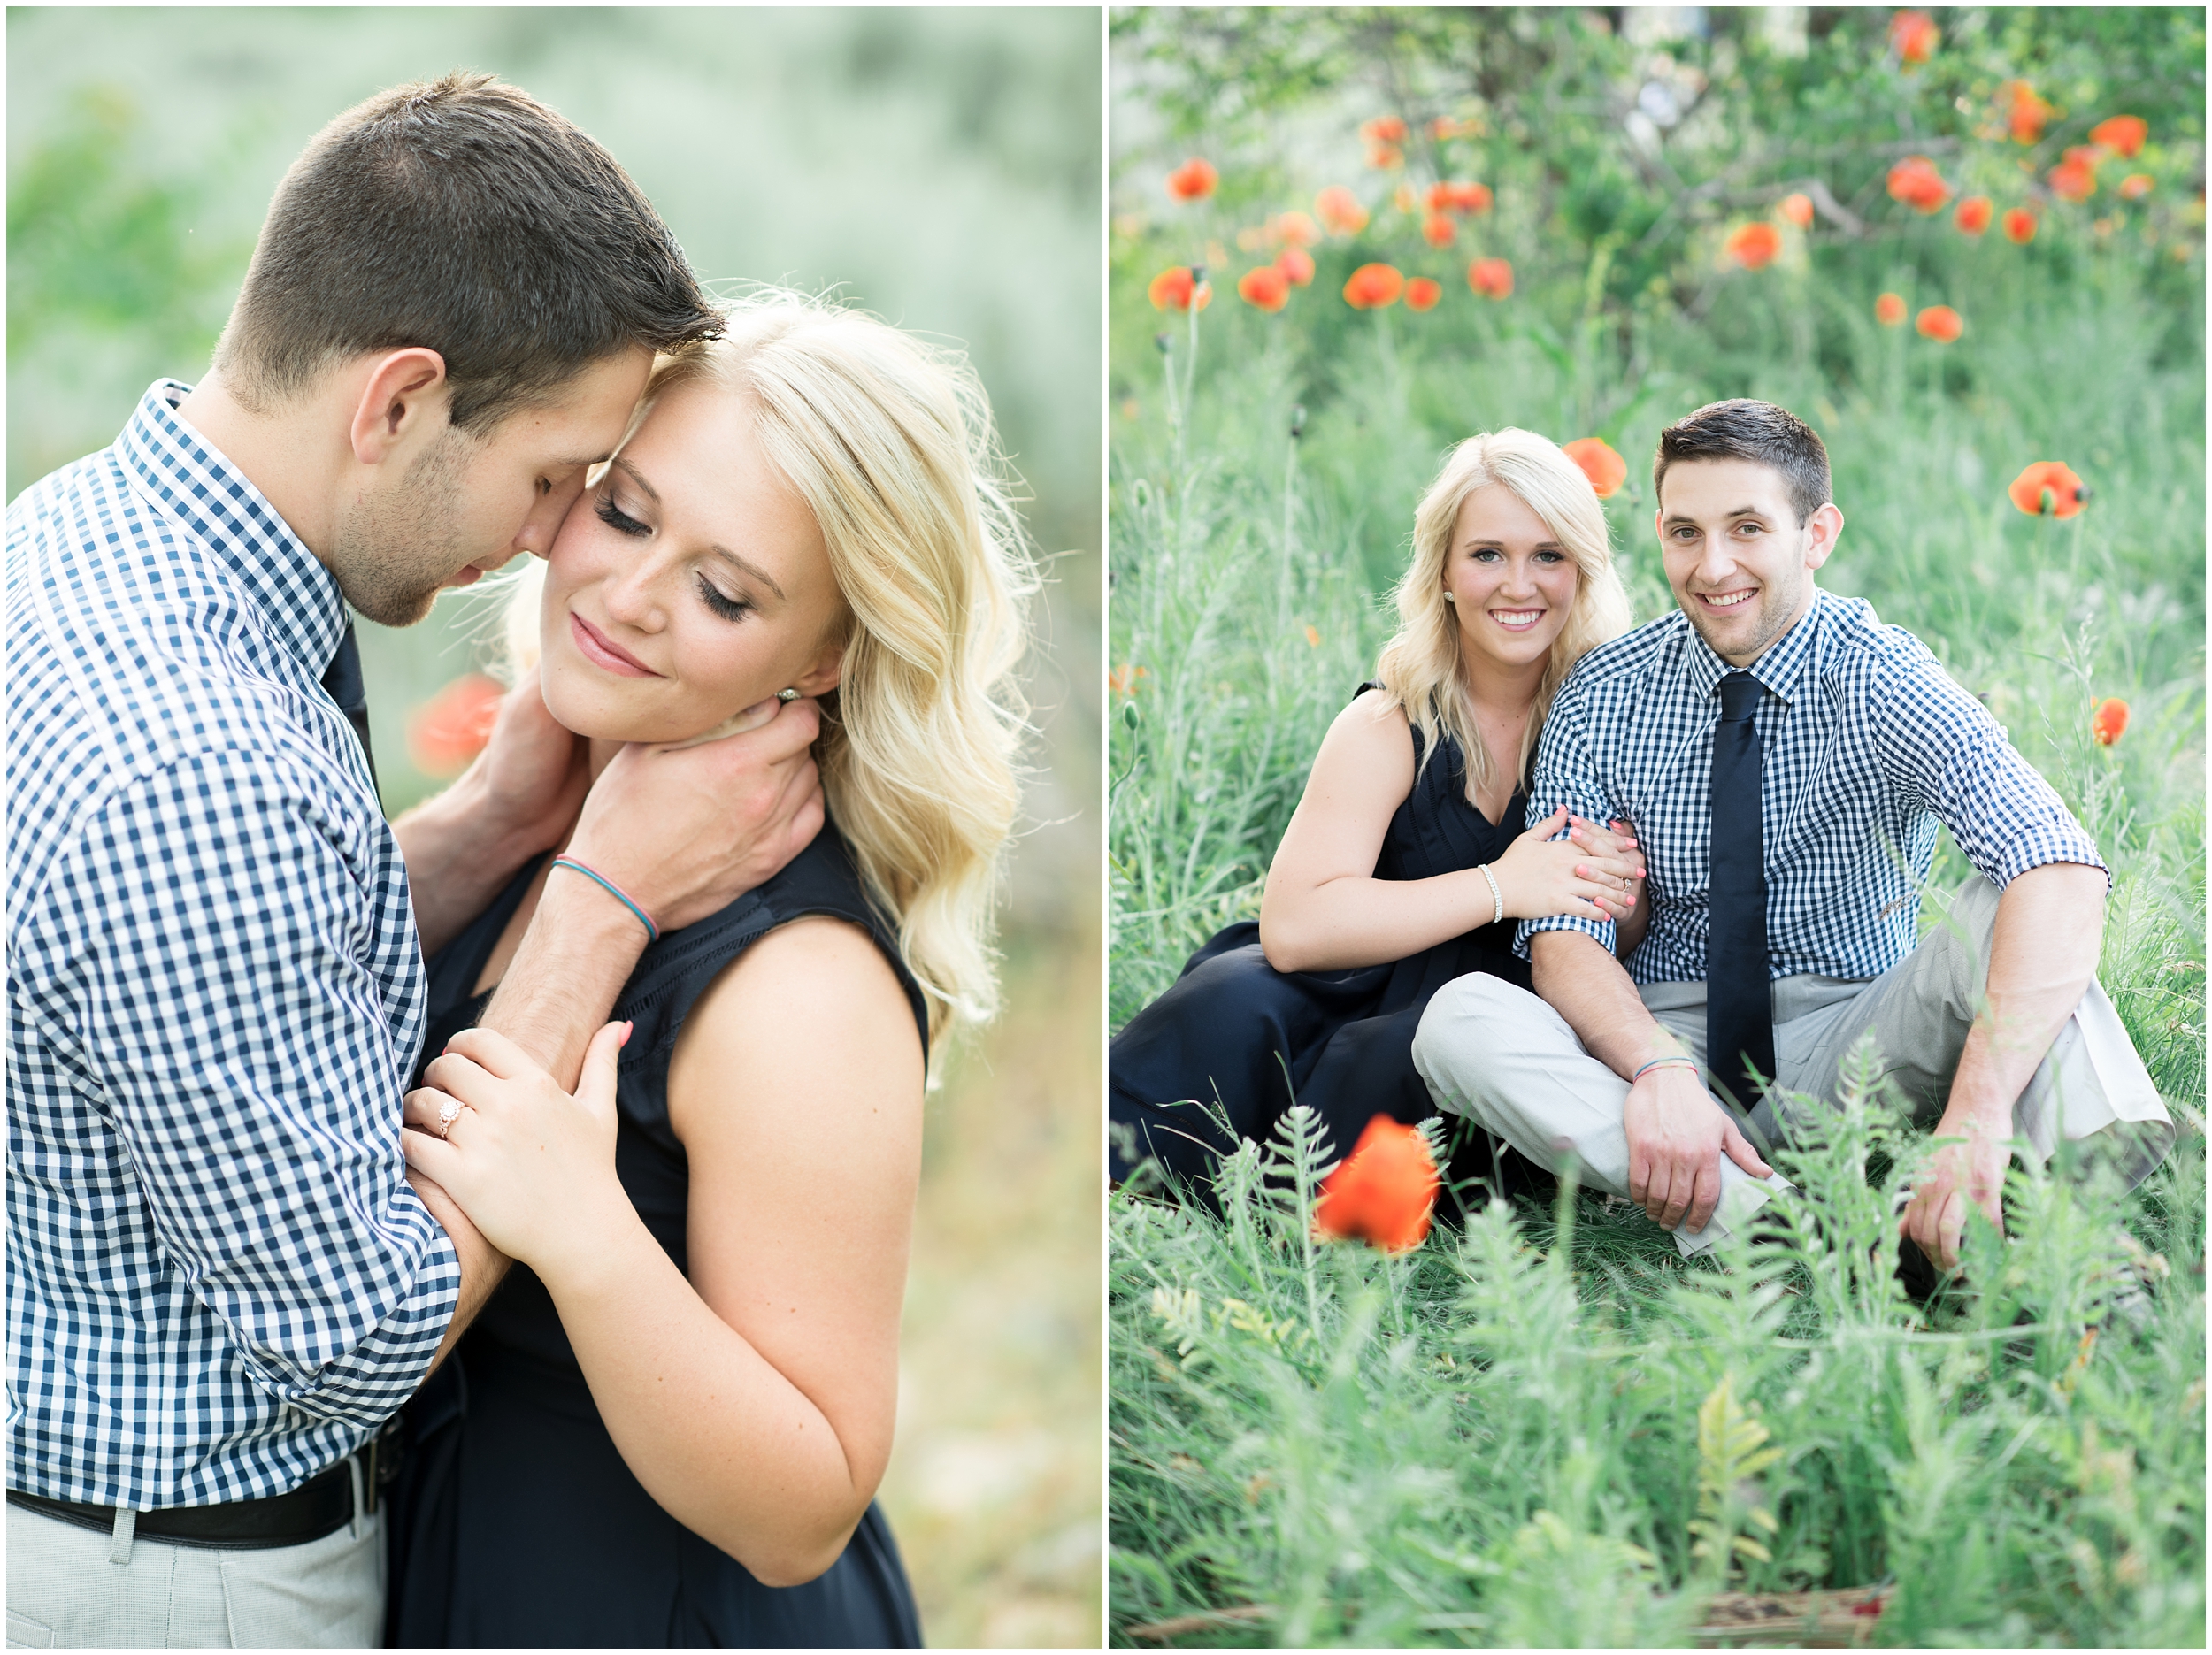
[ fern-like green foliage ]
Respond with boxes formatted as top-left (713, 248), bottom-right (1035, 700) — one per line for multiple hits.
top-left (1688, 1374), bottom-right (1787, 1575)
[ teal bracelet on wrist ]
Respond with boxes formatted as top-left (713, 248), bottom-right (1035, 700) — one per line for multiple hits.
top-left (550, 854), bottom-right (660, 945)
top-left (1632, 1056), bottom-right (1700, 1083)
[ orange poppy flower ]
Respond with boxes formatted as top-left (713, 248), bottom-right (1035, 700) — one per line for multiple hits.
top-left (1405, 276), bottom-right (1442, 312)
top-left (1779, 192), bottom-right (1815, 229)
top-left (2091, 697), bottom-right (2130, 746)
top-left (407, 674), bottom-right (503, 778)
top-left (2003, 80), bottom-right (2052, 145)
top-left (1890, 10), bottom-right (1939, 64)
top-left (1360, 116), bottom-right (1409, 146)
top-left (1563, 437), bottom-right (1627, 499)
top-left (1426, 180), bottom-right (1493, 216)
top-left (2002, 207), bottom-right (2038, 243)
top-left (1886, 156), bottom-right (1951, 213)
top-left (1916, 304), bottom-right (1963, 342)
top-left (1315, 185), bottom-right (1369, 236)
top-left (1148, 266), bottom-right (1212, 312)
top-left (1275, 245), bottom-right (1316, 287)
top-left (1238, 265), bottom-right (1291, 313)
top-left (1422, 211), bottom-right (1456, 248)
top-left (2090, 115), bottom-right (2148, 158)
top-left (1271, 211), bottom-right (1321, 247)
top-left (2119, 173), bottom-right (2154, 201)
top-left (1423, 182), bottom-right (1455, 214)
top-left (2049, 158), bottom-right (2098, 203)
top-left (1108, 663), bottom-right (1150, 697)
top-left (1467, 257), bottom-right (1514, 299)
top-left (1955, 195), bottom-right (1993, 235)
top-left (1875, 292), bottom-right (1907, 326)
top-left (2007, 460), bottom-right (2087, 518)
top-left (1725, 222), bottom-right (1782, 269)
top-left (1313, 1115), bottom-right (1440, 1254)
top-left (1342, 262), bottom-right (1405, 310)
top-left (1165, 157), bottom-right (1218, 203)
top-left (1368, 143), bottom-right (1405, 171)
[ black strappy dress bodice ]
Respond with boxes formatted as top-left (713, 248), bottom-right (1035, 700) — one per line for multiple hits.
top-left (386, 827), bottom-right (927, 1649)
top-left (1108, 689), bottom-right (1549, 1213)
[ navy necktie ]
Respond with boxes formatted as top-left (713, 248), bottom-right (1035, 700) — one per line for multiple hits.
top-left (320, 620), bottom-right (380, 795)
top-left (1708, 670), bottom-right (1773, 1110)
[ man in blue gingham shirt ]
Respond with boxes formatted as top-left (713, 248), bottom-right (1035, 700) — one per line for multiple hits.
top-left (1415, 400), bottom-right (2171, 1273)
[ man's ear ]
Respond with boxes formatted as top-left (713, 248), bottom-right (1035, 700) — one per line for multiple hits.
top-left (1803, 501), bottom-right (1845, 571)
top-left (347, 348), bottom-right (452, 468)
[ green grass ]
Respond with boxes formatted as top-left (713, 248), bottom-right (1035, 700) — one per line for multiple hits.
top-left (1107, 32), bottom-right (2206, 1641)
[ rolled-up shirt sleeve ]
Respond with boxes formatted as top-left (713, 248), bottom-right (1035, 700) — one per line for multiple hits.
top-left (23, 747), bottom-right (457, 1428)
top-left (1515, 675), bottom-right (1619, 961)
top-left (1873, 640), bottom-right (2108, 890)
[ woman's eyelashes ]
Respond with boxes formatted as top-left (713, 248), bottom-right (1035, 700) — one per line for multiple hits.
top-left (593, 491), bottom-right (752, 621)
top-left (695, 574), bottom-right (753, 623)
top-left (595, 494), bottom-right (651, 538)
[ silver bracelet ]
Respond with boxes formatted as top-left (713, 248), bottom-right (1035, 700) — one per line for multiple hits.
top-left (1478, 862), bottom-right (1503, 928)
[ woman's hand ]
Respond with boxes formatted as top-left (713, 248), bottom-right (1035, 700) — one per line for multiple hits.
top-left (1491, 806), bottom-right (1646, 923)
top-left (400, 1022), bottom-right (634, 1276)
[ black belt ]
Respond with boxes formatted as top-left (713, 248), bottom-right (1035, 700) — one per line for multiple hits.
top-left (7, 1428), bottom-right (401, 1552)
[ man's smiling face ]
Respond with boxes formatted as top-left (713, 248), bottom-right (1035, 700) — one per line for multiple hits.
top-left (1655, 456), bottom-right (1843, 667)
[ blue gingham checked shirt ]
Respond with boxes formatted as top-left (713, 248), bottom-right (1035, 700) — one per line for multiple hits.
top-left (1518, 588), bottom-right (2107, 984)
top-left (7, 382), bottom-right (457, 1508)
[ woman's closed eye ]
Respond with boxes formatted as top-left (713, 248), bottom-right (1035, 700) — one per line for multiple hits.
top-left (695, 574), bottom-right (753, 623)
top-left (595, 495), bottom-right (651, 538)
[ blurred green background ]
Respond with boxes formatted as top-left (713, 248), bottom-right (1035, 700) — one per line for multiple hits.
top-left (8, 7), bottom-right (1102, 1645)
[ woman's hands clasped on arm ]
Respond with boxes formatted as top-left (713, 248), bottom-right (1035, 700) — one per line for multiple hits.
top-left (1486, 808), bottom-right (1645, 930)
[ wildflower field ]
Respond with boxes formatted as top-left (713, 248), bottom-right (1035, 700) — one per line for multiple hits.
top-left (1106, 9), bottom-right (2205, 1645)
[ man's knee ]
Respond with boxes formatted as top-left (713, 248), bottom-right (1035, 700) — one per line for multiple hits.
top-left (1413, 972), bottom-right (1548, 1098)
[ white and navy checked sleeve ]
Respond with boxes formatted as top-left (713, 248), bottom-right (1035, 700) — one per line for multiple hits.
top-left (1514, 675), bottom-right (1618, 961)
top-left (1872, 640), bottom-right (2108, 891)
top-left (18, 747), bottom-right (458, 1427)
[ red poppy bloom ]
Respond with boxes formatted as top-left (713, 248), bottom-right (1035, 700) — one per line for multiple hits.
top-left (1467, 257), bottom-right (1514, 299)
top-left (1916, 304), bottom-right (1963, 342)
top-left (2090, 115), bottom-right (2148, 158)
top-left (1779, 192), bottom-right (1814, 229)
top-left (1165, 157), bottom-right (1218, 203)
top-left (1360, 116), bottom-right (1409, 146)
top-left (1890, 10), bottom-right (1939, 64)
top-left (1955, 195), bottom-right (1993, 235)
top-left (2091, 698), bottom-right (2130, 746)
top-left (1875, 292), bottom-right (1908, 326)
top-left (1423, 182), bottom-right (1455, 214)
top-left (2003, 80), bottom-right (2052, 145)
top-left (1724, 222), bottom-right (1782, 270)
top-left (2049, 157), bottom-right (2098, 203)
top-left (1563, 437), bottom-right (1627, 499)
top-left (1342, 263), bottom-right (1405, 310)
top-left (2001, 207), bottom-right (2038, 243)
top-left (1405, 277), bottom-right (1442, 312)
top-left (1271, 211), bottom-right (1321, 247)
top-left (407, 674), bottom-right (503, 778)
top-left (2008, 460), bottom-right (2087, 518)
top-left (1313, 1115), bottom-right (1440, 1254)
top-left (1367, 143), bottom-right (1404, 171)
top-left (1426, 180), bottom-right (1493, 216)
top-left (1237, 265), bottom-right (1290, 313)
top-left (1422, 211), bottom-right (1456, 248)
top-left (1315, 186), bottom-right (1369, 236)
top-left (1148, 266), bottom-right (1211, 312)
top-left (2119, 173), bottom-right (2154, 201)
top-left (1275, 245), bottom-right (1316, 287)
top-left (1886, 156), bottom-right (1951, 213)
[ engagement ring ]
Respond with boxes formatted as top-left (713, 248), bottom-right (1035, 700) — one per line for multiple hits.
top-left (436, 1100), bottom-right (463, 1139)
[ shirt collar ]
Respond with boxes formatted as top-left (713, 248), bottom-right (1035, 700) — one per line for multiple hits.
top-left (1675, 585), bottom-right (1829, 709)
top-left (115, 379), bottom-right (349, 679)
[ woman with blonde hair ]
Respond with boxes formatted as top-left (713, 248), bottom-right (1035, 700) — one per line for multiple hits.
top-left (387, 290), bottom-right (1029, 1646)
top-left (1110, 428), bottom-right (1646, 1207)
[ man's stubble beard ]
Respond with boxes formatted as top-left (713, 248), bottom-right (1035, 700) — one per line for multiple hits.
top-left (1680, 533), bottom-right (1815, 666)
top-left (326, 425), bottom-right (477, 629)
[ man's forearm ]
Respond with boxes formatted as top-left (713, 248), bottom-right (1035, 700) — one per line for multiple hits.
top-left (474, 874), bottom-right (648, 1088)
top-left (1942, 861), bottom-right (2107, 1130)
top-left (394, 768), bottom-right (553, 958)
top-left (1531, 931), bottom-right (1681, 1079)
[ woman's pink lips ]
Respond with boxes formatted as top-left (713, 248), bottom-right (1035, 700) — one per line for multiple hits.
top-left (570, 612), bottom-right (662, 678)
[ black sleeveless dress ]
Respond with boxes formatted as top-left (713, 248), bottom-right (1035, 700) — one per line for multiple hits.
top-left (385, 827), bottom-right (927, 1649)
top-left (1108, 693), bottom-right (1551, 1214)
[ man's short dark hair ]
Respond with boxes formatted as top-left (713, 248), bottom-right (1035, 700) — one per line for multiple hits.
top-left (1653, 399), bottom-right (1832, 526)
top-left (215, 73), bottom-right (719, 434)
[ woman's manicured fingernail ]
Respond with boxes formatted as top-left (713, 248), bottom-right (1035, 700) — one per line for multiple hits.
top-left (620, 1020), bottom-right (634, 1047)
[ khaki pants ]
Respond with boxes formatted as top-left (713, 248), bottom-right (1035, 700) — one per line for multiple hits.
top-left (1412, 877), bottom-right (2176, 1255)
top-left (4, 1500), bottom-right (381, 1649)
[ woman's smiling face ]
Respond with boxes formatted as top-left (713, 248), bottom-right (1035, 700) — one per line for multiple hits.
top-left (1442, 482), bottom-right (1580, 675)
top-left (539, 377), bottom-right (849, 745)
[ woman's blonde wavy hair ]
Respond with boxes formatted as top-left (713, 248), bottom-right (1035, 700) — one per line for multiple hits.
top-left (1372, 429), bottom-right (1632, 801)
top-left (503, 289), bottom-right (1033, 1054)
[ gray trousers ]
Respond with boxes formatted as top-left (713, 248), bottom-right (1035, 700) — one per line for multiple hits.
top-left (4, 1500), bottom-right (381, 1648)
top-left (1412, 877), bottom-right (2176, 1254)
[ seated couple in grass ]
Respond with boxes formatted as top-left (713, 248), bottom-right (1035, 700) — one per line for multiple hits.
top-left (1110, 399), bottom-right (2174, 1280)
